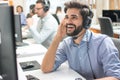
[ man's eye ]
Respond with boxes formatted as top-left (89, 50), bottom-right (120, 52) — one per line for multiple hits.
top-left (71, 17), bottom-right (77, 19)
top-left (65, 17), bottom-right (68, 19)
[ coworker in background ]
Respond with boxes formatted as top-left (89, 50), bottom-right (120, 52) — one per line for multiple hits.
top-left (29, 4), bottom-right (40, 26)
top-left (41, 1), bottom-right (120, 80)
top-left (26, 4), bottom-right (35, 18)
top-left (26, 0), bottom-right (58, 48)
top-left (22, 4), bottom-right (39, 38)
top-left (16, 5), bottom-right (27, 26)
top-left (55, 6), bottom-right (65, 23)
top-left (24, 4), bottom-right (39, 30)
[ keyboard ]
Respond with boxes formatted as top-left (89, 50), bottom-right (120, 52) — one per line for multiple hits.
top-left (112, 22), bottom-right (120, 26)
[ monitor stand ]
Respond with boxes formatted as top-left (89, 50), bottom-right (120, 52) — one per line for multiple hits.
top-left (16, 42), bottom-right (29, 47)
top-left (0, 75), bottom-right (3, 80)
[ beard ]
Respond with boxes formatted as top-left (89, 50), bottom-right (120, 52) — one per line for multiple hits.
top-left (66, 23), bottom-right (83, 36)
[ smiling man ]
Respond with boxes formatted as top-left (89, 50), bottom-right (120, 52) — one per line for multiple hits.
top-left (41, 1), bottom-right (120, 80)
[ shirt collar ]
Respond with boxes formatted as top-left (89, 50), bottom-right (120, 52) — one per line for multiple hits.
top-left (41, 13), bottom-right (51, 22)
top-left (82, 29), bottom-right (92, 42)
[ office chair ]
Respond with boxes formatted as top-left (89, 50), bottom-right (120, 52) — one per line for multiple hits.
top-left (113, 12), bottom-right (119, 22)
top-left (98, 17), bottom-right (114, 37)
top-left (52, 14), bottom-right (60, 24)
top-left (111, 37), bottom-right (120, 59)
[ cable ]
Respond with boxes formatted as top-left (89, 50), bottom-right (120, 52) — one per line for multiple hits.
top-left (86, 33), bottom-right (96, 79)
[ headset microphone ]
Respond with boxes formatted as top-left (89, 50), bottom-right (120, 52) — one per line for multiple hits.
top-left (72, 31), bottom-right (83, 40)
top-left (73, 36), bottom-right (78, 40)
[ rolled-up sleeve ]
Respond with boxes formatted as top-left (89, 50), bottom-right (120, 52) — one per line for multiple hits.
top-left (52, 42), bottom-right (67, 71)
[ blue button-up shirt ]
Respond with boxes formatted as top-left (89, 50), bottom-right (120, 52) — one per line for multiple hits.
top-left (53, 30), bottom-right (120, 79)
top-left (20, 12), bottom-right (26, 26)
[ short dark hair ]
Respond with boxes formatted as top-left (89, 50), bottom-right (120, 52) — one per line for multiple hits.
top-left (55, 6), bottom-right (62, 14)
top-left (29, 4), bottom-right (35, 14)
top-left (64, 1), bottom-right (93, 19)
top-left (36, 0), bottom-right (50, 7)
top-left (16, 5), bottom-right (23, 12)
top-left (30, 4), bottom-right (35, 10)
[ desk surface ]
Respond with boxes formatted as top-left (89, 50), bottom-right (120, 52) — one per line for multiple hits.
top-left (90, 24), bottom-right (120, 35)
top-left (17, 39), bottom-right (86, 80)
top-left (17, 55), bottom-right (86, 80)
top-left (16, 43), bottom-right (47, 58)
top-left (16, 38), bottom-right (47, 58)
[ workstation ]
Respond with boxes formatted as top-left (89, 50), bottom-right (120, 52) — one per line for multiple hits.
top-left (0, 0), bottom-right (120, 80)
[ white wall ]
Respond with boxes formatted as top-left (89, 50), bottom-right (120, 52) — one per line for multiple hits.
top-left (13, 0), bottom-right (71, 16)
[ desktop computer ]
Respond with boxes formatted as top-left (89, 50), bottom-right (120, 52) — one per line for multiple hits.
top-left (0, 5), bottom-right (18, 80)
top-left (14, 14), bottom-right (28, 47)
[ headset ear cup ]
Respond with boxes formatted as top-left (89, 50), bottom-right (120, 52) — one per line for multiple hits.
top-left (43, 0), bottom-right (50, 12)
top-left (83, 10), bottom-right (93, 29)
top-left (83, 16), bottom-right (91, 29)
top-left (43, 5), bottom-right (49, 12)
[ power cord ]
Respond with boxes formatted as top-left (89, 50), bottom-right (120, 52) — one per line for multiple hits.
top-left (86, 33), bottom-right (96, 79)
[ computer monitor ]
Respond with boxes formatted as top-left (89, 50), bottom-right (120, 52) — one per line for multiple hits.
top-left (102, 10), bottom-right (120, 22)
top-left (14, 14), bottom-right (23, 43)
top-left (0, 5), bottom-right (18, 80)
top-left (14, 14), bottom-right (28, 46)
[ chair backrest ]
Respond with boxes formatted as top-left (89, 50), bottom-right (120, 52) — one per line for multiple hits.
top-left (52, 14), bottom-right (60, 24)
top-left (111, 38), bottom-right (120, 59)
top-left (98, 17), bottom-right (114, 37)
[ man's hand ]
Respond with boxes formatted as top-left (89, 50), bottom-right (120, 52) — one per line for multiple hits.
top-left (56, 19), bottom-right (67, 40)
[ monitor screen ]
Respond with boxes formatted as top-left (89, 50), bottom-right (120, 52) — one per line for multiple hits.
top-left (0, 5), bottom-right (18, 80)
top-left (102, 10), bottom-right (120, 22)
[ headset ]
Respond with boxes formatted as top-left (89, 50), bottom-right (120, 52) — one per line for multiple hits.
top-left (73, 8), bottom-right (93, 40)
top-left (82, 7), bottom-right (96, 79)
top-left (42, 0), bottom-right (50, 12)
top-left (86, 34), bottom-right (96, 79)
top-left (81, 8), bottom-right (93, 29)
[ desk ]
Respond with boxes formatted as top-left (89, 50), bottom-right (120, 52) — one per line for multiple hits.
top-left (16, 38), bottom-right (47, 58)
top-left (90, 24), bottom-right (120, 38)
top-left (17, 55), bottom-right (86, 80)
top-left (17, 39), bottom-right (86, 80)
top-left (17, 62), bottom-right (27, 80)
top-left (16, 43), bottom-right (47, 58)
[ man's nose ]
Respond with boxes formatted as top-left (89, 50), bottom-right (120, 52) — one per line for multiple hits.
top-left (66, 18), bottom-right (73, 24)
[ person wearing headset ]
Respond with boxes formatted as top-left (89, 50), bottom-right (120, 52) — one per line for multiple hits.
top-left (26, 0), bottom-right (58, 48)
top-left (41, 1), bottom-right (120, 80)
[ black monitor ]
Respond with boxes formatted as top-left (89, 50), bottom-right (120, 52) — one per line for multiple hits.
top-left (14, 14), bottom-right (23, 43)
top-left (102, 10), bottom-right (120, 22)
top-left (14, 14), bottom-right (28, 47)
top-left (0, 5), bottom-right (18, 80)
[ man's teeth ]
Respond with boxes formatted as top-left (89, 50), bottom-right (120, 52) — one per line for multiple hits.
top-left (67, 25), bottom-right (74, 28)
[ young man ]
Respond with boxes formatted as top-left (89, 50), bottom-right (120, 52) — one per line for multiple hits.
top-left (26, 0), bottom-right (58, 48)
top-left (41, 1), bottom-right (120, 80)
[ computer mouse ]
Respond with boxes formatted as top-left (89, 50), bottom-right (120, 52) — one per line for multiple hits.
top-left (22, 62), bottom-right (34, 69)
